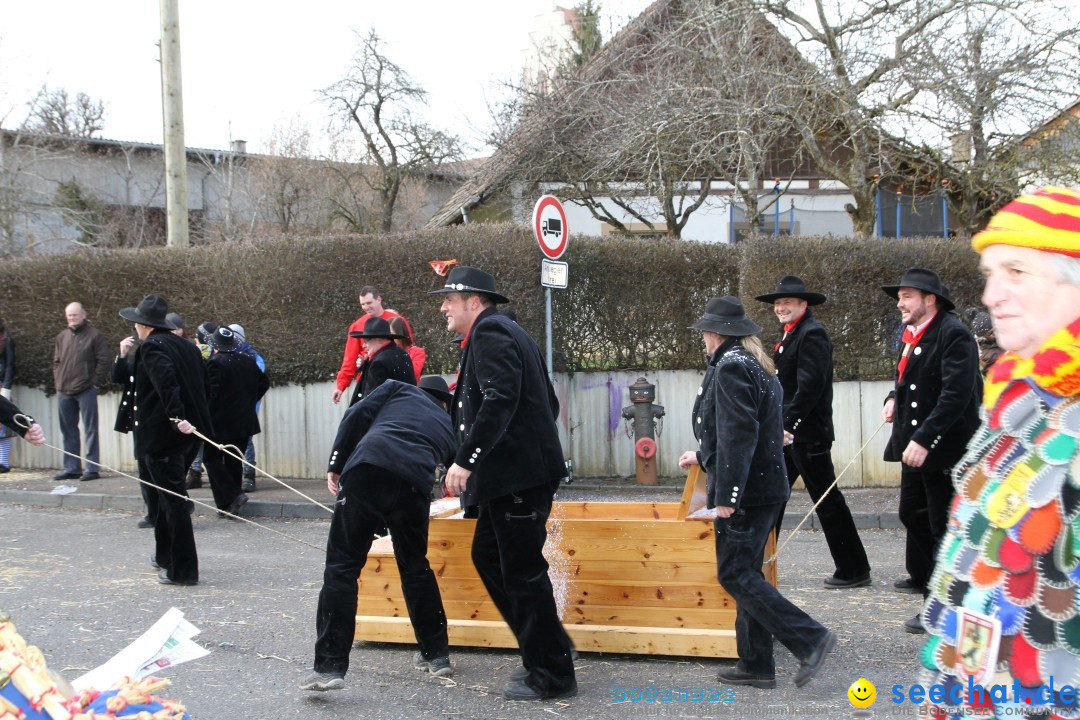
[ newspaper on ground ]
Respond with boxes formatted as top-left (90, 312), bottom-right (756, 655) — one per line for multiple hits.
top-left (72, 607), bottom-right (209, 691)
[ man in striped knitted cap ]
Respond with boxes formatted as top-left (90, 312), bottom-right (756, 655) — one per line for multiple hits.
top-left (918, 187), bottom-right (1080, 719)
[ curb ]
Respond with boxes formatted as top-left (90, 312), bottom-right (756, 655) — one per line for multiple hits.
top-left (0, 488), bottom-right (903, 527)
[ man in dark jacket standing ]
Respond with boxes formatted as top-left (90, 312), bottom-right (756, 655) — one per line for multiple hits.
top-left (203, 327), bottom-right (269, 517)
top-left (52, 301), bottom-right (110, 481)
top-left (880, 269), bottom-right (980, 633)
top-left (121, 295), bottom-right (212, 586)
top-left (433, 266), bottom-right (576, 701)
top-left (303, 377), bottom-right (457, 692)
top-left (678, 296), bottom-right (835, 690)
top-left (755, 276), bottom-right (871, 589)
top-left (348, 317), bottom-right (416, 406)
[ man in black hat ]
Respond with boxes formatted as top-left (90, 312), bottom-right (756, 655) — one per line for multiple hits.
top-left (120, 294), bottom-right (213, 586)
top-left (678, 296), bottom-right (835, 690)
top-left (203, 327), bottom-right (269, 518)
top-left (431, 266), bottom-right (577, 701)
top-left (880, 269), bottom-right (980, 633)
top-left (347, 317), bottom-right (416, 406)
top-left (755, 276), bottom-right (871, 589)
top-left (303, 377), bottom-right (456, 692)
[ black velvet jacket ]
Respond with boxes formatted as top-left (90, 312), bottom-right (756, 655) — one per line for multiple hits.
top-left (131, 330), bottom-right (213, 457)
top-left (693, 338), bottom-right (790, 510)
top-left (772, 309), bottom-right (834, 444)
top-left (884, 311), bottom-right (981, 471)
top-left (452, 307), bottom-right (565, 506)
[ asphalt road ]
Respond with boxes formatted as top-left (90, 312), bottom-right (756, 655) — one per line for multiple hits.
top-left (0, 503), bottom-right (928, 719)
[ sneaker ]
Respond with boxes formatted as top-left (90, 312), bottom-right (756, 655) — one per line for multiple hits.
top-left (53, 471), bottom-right (80, 481)
top-left (185, 469), bottom-right (202, 490)
top-left (300, 671), bottom-right (345, 692)
top-left (503, 678), bottom-right (577, 700)
top-left (894, 577), bottom-right (923, 595)
top-left (413, 652), bottom-right (453, 677)
top-left (241, 477), bottom-right (256, 493)
top-left (79, 471), bottom-right (100, 482)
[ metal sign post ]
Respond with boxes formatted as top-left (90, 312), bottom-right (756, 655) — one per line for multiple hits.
top-left (533, 197), bottom-right (569, 376)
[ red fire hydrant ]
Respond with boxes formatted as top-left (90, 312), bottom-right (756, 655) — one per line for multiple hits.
top-left (621, 377), bottom-right (665, 485)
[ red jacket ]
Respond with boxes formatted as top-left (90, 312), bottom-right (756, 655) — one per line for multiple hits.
top-left (335, 310), bottom-right (410, 391)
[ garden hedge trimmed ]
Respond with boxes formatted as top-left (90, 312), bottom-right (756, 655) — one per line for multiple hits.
top-left (0, 225), bottom-right (981, 390)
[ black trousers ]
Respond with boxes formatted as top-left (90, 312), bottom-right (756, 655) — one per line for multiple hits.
top-left (776, 442), bottom-right (871, 581)
top-left (204, 435), bottom-right (250, 510)
top-left (898, 466), bottom-right (954, 595)
top-left (716, 503), bottom-right (829, 677)
top-left (145, 442), bottom-right (199, 584)
top-left (137, 453), bottom-right (159, 523)
top-left (314, 464), bottom-right (448, 676)
top-left (471, 483), bottom-right (576, 695)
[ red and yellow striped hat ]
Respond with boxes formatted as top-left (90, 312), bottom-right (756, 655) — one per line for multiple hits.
top-left (971, 187), bottom-right (1080, 256)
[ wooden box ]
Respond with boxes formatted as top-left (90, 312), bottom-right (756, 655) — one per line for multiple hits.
top-left (355, 467), bottom-right (777, 658)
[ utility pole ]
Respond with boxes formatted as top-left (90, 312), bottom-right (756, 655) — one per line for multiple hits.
top-left (159, 0), bottom-right (189, 247)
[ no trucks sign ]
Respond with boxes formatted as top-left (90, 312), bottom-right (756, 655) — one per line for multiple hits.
top-left (533, 195), bottom-right (569, 260)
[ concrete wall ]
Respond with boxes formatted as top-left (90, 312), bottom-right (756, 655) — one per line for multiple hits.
top-left (8, 375), bottom-right (901, 487)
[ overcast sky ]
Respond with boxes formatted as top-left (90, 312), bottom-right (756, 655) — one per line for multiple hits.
top-left (0, 1), bottom-right (653, 156)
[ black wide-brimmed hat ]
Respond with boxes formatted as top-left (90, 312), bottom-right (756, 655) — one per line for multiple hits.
top-left (418, 375), bottom-right (453, 404)
top-left (166, 312), bottom-right (185, 330)
top-left (688, 296), bottom-right (763, 337)
top-left (754, 275), bottom-right (827, 305)
top-left (210, 326), bottom-right (241, 351)
top-left (349, 316), bottom-right (408, 341)
top-left (881, 268), bottom-right (955, 311)
top-left (119, 294), bottom-right (176, 330)
top-left (427, 266), bottom-right (510, 305)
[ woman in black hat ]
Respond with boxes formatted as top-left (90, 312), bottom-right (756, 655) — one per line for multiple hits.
top-left (678, 296), bottom-right (835, 689)
top-left (347, 317), bottom-right (416, 406)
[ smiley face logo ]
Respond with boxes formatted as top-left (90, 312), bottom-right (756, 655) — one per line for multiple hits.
top-left (848, 678), bottom-right (876, 708)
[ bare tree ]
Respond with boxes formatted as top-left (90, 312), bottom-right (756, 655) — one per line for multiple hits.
top-left (494, 0), bottom-right (809, 238)
top-left (23, 86), bottom-right (106, 138)
top-left (896, 1), bottom-right (1080, 234)
top-left (319, 29), bottom-right (463, 232)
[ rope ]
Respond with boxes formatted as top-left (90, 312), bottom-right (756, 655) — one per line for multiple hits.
top-left (170, 419), bottom-right (333, 514)
top-left (12, 414), bottom-right (327, 553)
top-left (764, 419), bottom-right (888, 565)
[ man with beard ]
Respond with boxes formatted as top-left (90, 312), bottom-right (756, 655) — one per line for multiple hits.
top-left (880, 269), bottom-right (980, 633)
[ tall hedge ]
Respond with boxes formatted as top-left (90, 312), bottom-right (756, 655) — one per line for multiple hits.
top-left (0, 226), bottom-right (981, 390)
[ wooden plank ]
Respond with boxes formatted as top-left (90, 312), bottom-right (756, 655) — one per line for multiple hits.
top-left (358, 597), bottom-right (735, 628)
top-left (549, 502), bottom-right (679, 520)
top-left (415, 518), bottom-right (717, 542)
top-left (676, 465), bottom-right (708, 520)
top-left (355, 617), bottom-right (737, 658)
top-left (361, 577), bottom-right (737, 609)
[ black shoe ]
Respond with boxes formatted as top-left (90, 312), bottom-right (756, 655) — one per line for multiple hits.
top-left (894, 577), bottom-right (923, 594)
top-left (795, 631), bottom-right (836, 688)
top-left (241, 477), bottom-right (256, 493)
top-left (717, 666), bottom-right (776, 689)
top-left (904, 615), bottom-right (926, 634)
top-left (157, 569), bottom-right (196, 586)
top-left (138, 516), bottom-right (154, 529)
top-left (226, 493), bottom-right (249, 518)
top-left (0, 465), bottom-right (9, 473)
top-left (150, 555), bottom-right (161, 569)
top-left (79, 471), bottom-right (100, 482)
top-left (503, 678), bottom-right (578, 701)
top-left (53, 471), bottom-right (80, 481)
top-left (185, 470), bottom-right (202, 490)
top-left (823, 573), bottom-right (871, 589)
